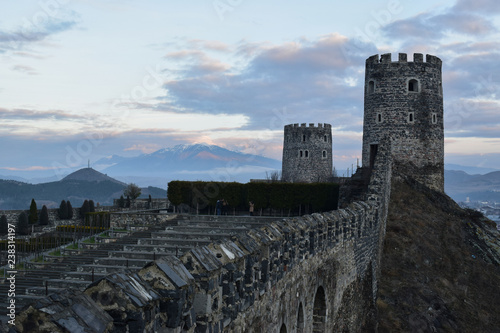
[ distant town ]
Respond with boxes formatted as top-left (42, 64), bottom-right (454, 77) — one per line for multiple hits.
top-left (460, 200), bottom-right (500, 229)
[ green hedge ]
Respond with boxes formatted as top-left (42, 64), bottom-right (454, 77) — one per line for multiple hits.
top-left (167, 181), bottom-right (339, 215)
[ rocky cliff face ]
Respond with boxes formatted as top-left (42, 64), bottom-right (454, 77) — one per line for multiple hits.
top-left (378, 175), bottom-right (500, 332)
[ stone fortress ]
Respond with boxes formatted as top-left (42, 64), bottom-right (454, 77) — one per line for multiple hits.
top-left (281, 123), bottom-right (333, 183)
top-left (7, 53), bottom-right (444, 332)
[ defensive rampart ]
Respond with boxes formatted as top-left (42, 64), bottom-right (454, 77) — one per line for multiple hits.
top-left (13, 140), bottom-right (393, 332)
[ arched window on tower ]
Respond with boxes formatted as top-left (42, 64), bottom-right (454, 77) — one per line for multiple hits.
top-left (299, 150), bottom-right (303, 158)
top-left (322, 150), bottom-right (327, 158)
top-left (408, 79), bottom-right (419, 92)
top-left (368, 80), bottom-right (375, 94)
top-left (302, 134), bottom-right (306, 142)
top-left (431, 112), bottom-right (438, 124)
top-left (305, 150), bottom-right (309, 158)
top-left (376, 113), bottom-right (383, 124)
top-left (408, 112), bottom-right (415, 123)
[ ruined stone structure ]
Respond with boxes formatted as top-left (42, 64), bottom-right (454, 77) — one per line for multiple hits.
top-left (282, 123), bottom-right (333, 183)
top-left (362, 53), bottom-right (444, 191)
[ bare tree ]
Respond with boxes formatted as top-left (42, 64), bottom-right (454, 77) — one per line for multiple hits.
top-left (124, 183), bottom-right (141, 200)
top-left (266, 170), bottom-right (282, 183)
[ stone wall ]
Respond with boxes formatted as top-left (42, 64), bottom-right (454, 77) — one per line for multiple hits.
top-left (14, 140), bottom-right (393, 333)
top-left (362, 53), bottom-right (444, 192)
top-left (282, 123), bottom-right (333, 183)
top-left (112, 198), bottom-right (169, 210)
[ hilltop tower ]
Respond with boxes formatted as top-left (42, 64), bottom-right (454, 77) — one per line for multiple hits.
top-left (282, 123), bottom-right (333, 183)
top-left (362, 53), bottom-right (444, 191)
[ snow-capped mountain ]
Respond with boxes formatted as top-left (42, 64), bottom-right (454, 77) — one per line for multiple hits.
top-left (96, 144), bottom-right (281, 184)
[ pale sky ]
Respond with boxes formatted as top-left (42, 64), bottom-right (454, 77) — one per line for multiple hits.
top-left (1, 0), bottom-right (500, 178)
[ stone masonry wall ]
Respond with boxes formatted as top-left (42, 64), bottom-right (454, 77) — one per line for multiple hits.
top-left (15, 140), bottom-right (393, 333)
top-left (282, 123), bottom-right (333, 183)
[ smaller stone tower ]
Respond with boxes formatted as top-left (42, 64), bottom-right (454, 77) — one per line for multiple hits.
top-left (362, 53), bottom-right (444, 191)
top-left (282, 123), bottom-right (333, 183)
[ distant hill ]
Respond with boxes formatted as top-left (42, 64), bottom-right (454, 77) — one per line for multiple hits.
top-left (63, 167), bottom-right (126, 185)
top-left (0, 168), bottom-right (166, 210)
top-left (96, 143), bottom-right (282, 183)
top-left (445, 170), bottom-right (500, 202)
top-left (445, 163), bottom-right (499, 175)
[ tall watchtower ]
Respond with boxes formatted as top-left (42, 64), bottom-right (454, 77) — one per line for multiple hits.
top-left (362, 53), bottom-right (444, 191)
top-left (282, 123), bottom-right (333, 183)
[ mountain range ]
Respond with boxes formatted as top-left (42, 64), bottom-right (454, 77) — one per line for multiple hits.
top-left (0, 144), bottom-right (282, 188)
top-left (93, 143), bottom-right (282, 186)
top-left (1, 144), bottom-right (499, 207)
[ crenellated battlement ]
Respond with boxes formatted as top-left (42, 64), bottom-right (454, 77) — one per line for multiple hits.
top-left (366, 53), bottom-right (442, 67)
top-left (286, 123), bottom-right (332, 129)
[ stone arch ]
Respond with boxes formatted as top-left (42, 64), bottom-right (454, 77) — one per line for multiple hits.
top-left (296, 302), bottom-right (305, 333)
top-left (280, 323), bottom-right (287, 333)
top-left (359, 261), bottom-right (378, 331)
top-left (312, 286), bottom-right (327, 332)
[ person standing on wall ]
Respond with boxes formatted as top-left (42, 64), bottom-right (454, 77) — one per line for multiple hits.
top-left (216, 199), bottom-right (222, 216)
top-left (222, 198), bottom-right (227, 215)
top-left (249, 201), bottom-right (254, 216)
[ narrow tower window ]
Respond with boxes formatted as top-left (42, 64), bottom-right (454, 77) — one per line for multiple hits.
top-left (305, 150), bottom-right (309, 158)
top-left (376, 113), bottom-right (383, 124)
top-left (408, 79), bottom-right (419, 92)
top-left (408, 112), bottom-right (414, 123)
top-left (299, 150), bottom-right (303, 157)
top-left (432, 113), bottom-right (437, 124)
top-left (324, 135), bottom-right (327, 142)
top-left (302, 134), bottom-right (306, 142)
top-left (368, 80), bottom-right (375, 94)
top-left (322, 150), bottom-right (327, 158)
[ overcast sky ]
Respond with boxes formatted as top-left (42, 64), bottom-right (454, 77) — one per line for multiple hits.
top-left (1, 0), bottom-right (500, 178)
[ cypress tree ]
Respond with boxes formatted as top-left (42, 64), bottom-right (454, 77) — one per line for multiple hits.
top-left (67, 201), bottom-right (74, 219)
top-left (126, 196), bottom-right (131, 208)
top-left (89, 200), bottom-right (95, 213)
top-left (40, 205), bottom-right (49, 225)
top-left (17, 212), bottom-right (29, 235)
top-left (59, 200), bottom-right (68, 219)
top-left (80, 200), bottom-right (90, 218)
top-left (29, 198), bottom-right (38, 224)
top-left (0, 215), bottom-right (7, 235)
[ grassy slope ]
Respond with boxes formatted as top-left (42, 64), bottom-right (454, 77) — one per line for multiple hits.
top-left (378, 179), bottom-right (500, 332)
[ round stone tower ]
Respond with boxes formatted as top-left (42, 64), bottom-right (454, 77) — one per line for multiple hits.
top-left (362, 53), bottom-right (444, 191)
top-left (282, 123), bottom-right (333, 183)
